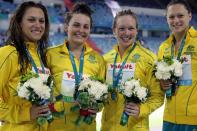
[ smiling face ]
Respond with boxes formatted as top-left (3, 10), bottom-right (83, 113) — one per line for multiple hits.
top-left (20, 7), bottom-right (45, 43)
top-left (166, 3), bottom-right (192, 36)
top-left (65, 13), bottom-right (91, 46)
top-left (113, 15), bottom-right (138, 49)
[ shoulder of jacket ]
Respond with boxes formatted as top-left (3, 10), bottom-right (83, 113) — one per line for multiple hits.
top-left (138, 45), bottom-right (156, 61)
top-left (87, 49), bottom-right (105, 63)
top-left (0, 45), bottom-right (17, 58)
top-left (188, 26), bottom-right (197, 38)
top-left (47, 43), bottom-right (65, 50)
top-left (103, 49), bottom-right (116, 61)
top-left (0, 45), bottom-right (17, 68)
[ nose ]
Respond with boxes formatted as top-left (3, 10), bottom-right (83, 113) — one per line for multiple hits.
top-left (173, 16), bottom-right (180, 23)
top-left (79, 26), bottom-right (85, 33)
top-left (35, 20), bottom-right (42, 27)
top-left (124, 29), bottom-right (131, 35)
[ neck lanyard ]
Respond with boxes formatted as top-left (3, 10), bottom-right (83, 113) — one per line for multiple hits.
top-left (171, 35), bottom-right (186, 60)
top-left (67, 44), bottom-right (85, 86)
top-left (25, 45), bottom-right (45, 74)
top-left (113, 43), bottom-right (136, 88)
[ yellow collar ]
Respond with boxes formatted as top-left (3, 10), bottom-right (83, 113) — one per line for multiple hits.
top-left (166, 26), bottom-right (197, 46)
top-left (64, 40), bottom-right (93, 55)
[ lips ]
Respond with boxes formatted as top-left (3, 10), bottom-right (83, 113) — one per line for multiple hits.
top-left (31, 30), bottom-right (42, 35)
top-left (171, 23), bottom-right (183, 28)
top-left (121, 36), bottom-right (132, 42)
top-left (74, 32), bottom-right (88, 39)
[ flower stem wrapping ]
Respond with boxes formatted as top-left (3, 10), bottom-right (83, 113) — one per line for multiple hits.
top-left (120, 112), bottom-right (129, 126)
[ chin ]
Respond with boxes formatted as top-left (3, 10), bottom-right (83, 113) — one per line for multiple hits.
top-left (75, 41), bottom-right (85, 45)
top-left (173, 29), bottom-right (185, 34)
top-left (121, 43), bottom-right (132, 48)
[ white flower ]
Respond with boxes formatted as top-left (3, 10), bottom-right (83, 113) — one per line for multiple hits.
top-left (155, 58), bottom-right (183, 80)
top-left (122, 79), bottom-right (140, 97)
top-left (79, 78), bottom-right (108, 100)
top-left (135, 86), bottom-right (148, 102)
top-left (172, 59), bottom-right (183, 77)
top-left (29, 77), bottom-right (51, 99)
top-left (133, 79), bottom-right (141, 88)
top-left (17, 74), bottom-right (51, 101)
top-left (121, 78), bottom-right (149, 103)
top-left (123, 84), bottom-right (133, 97)
top-left (155, 70), bottom-right (171, 80)
top-left (17, 84), bottom-right (30, 99)
top-left (78, 78), bottom-right (92, 91)
top-left (155, 61), bottom-right (171, 80)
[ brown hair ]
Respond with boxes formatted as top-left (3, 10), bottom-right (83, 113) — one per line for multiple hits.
top-left (65, 2), bottom-right (93, 27)
top-left (167, 0), bottom-right (191, 13)
top-left (113, 9), bottom-right (138, 29)
top-left (6, 1), bottom-right (49, 74)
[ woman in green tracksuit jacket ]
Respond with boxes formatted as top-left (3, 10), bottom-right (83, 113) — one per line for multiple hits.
top-left (0, 2), bottom-right (51, 131)
top-left (101, 9), bottom-right (164, 131)
top-left (158, 0), bottom-right (197, 130)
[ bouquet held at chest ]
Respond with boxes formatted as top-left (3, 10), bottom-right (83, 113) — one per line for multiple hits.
top-left (120, 78), bottom-right (150, 126)
top-left (71, 77), bottom-right (108, 126)
top-left (17, 72), bottom-right (53, 125)
top-left (154, 56), bottom-right (184, 98)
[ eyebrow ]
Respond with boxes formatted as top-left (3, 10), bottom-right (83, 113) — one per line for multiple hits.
top-left (26, 16), bottom-right (45, 19)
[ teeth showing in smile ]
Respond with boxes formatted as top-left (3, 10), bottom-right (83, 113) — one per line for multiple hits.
top-left (172, 24), bottom-right (182, 28)
top-left (31, 30), bottom-right (42, 34)
top-left (121, 36), bottom-right (131, 42)
top-left (75, 33), bottom-right (86, 38)
top-left (76, 34), bottom-right (82, 38)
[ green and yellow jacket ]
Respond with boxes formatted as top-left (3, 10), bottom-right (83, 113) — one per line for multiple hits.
top-left (102, 41), bottom-right (164, 131)
top-left (0, 43), bottom-right (48, 131)
top-left (46, 40), bottom-right (106, 131)
top-left (158, 27), bottom-right (197, 125)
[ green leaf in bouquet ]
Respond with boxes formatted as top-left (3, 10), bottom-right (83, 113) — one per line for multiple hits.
top-left (37, 116), bottom-right (47, 125)
top-left (89, 76), bottom-right (105, 83)
top-left (108, 84), bottom-right (113, 92)
top-left (46, 75), bottom-right (53, 87)
top-left (70, 105), bottom-right (80, 112)
top-left (74, 115), bottom-right (85, 126)
top-left (20, 72), bottom-right (38, 85)
top-left (163, 56), bottom-right (173, 65)
top-left (97, 102), bottom-right (104, 111)
top-left (77, 92), bottom-right (90, 109)
top-left (89, 101), bottom-right (98, 111)
top-left (27, 86), bottom-right (41, 105)
top-left (52, 111), bottom-right (64, 118)
top-left (84, 116), bottom-right (94, 125)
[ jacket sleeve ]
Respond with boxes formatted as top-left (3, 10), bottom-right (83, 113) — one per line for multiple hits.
top-left (0, 52), bottom-right (31, 123)
top-left (45, 48), bottom-right (65, 112)
top-left (157, 44), bottom-right (165, 60)
top-left (97, 56), bottom-right (106, 81)
top-left (138, 55), bottom-right (164, 118)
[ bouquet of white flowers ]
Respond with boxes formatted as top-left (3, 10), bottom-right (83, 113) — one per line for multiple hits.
top-left (119, 78), bottom-right (149, 126)
top-left (154, 56), bottom-right (183, 98)
top-left (17, 72), bottom-right (53, 125)
top-left (70, 77), bottom-right (108, 126)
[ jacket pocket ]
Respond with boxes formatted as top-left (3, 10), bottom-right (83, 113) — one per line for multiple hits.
top-left (186, 81), bottom-right (197, 116)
